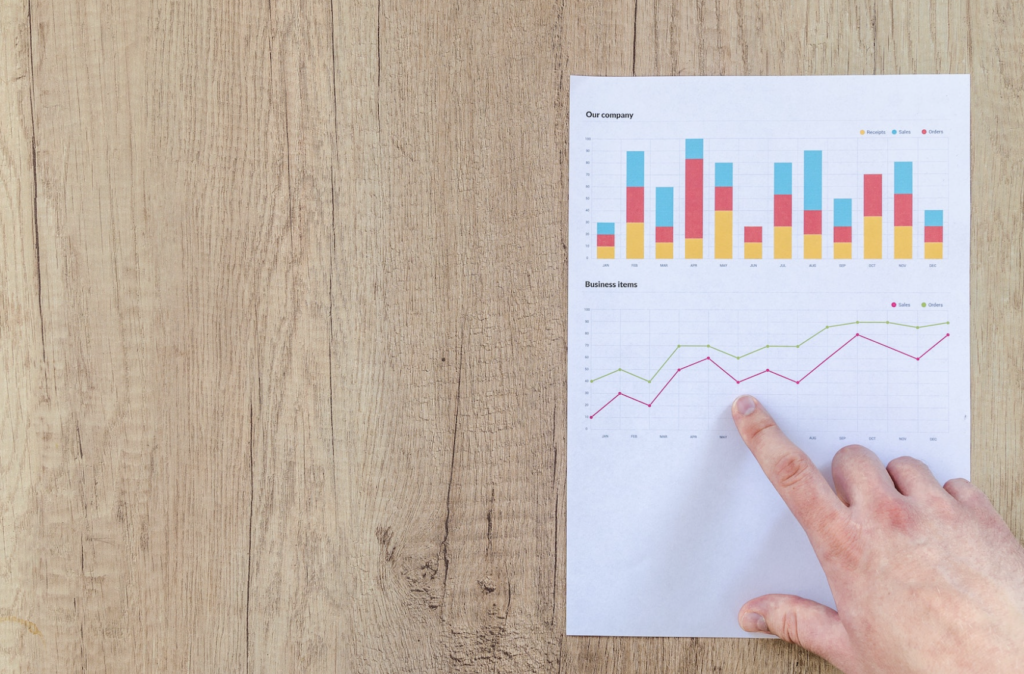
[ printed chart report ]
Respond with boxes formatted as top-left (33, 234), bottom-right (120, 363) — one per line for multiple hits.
top-left (566, 76), bottom-right (970, 637)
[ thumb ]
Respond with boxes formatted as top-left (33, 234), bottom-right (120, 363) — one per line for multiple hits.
top-left (739, 594), bottom-right (852, 668)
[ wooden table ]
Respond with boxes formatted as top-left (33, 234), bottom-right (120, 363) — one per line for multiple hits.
top-left (1, 1), bottom-right (1021, 672)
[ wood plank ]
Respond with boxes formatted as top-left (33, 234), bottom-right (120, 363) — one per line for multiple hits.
top-left (0, 0), bottom-right (51, 667)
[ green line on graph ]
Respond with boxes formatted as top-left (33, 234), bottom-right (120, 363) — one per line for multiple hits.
top-left (588, 321), bottom-right (950, 383)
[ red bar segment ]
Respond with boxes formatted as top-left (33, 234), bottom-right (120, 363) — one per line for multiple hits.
top-left (685, 158), bottom-right (703, 239)
top-left (715, 186), bottom-right (732, 211)
top-left (925, 227), bottom-right (944, 243)
top-left (895, 193), bottom-right (913, 226)
top-left (655, 227), bottom-right (673, 243)
top-left (834, 227), bottom-right (852, 243)
top-left (774, 194), bottom-right (792, 227)
top-left (626, 186), bottom-right (644, 222)
top-left (803, 210), bottom-right (822, 235)
top-left (864, 174), bottom-right (883, 216)
top-left (597, 234), bottom-right (615, 247)
top-left (744, 227), bottom-right (762, 243)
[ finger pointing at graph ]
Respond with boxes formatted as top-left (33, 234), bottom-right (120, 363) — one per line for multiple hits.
top-left (729, 395), bottom-right (1024, 674)
top-left (730, 395), bottom-right (849, 548)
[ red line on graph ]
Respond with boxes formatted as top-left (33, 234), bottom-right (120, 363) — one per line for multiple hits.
top-left (797, 334), bottom-right (859, 382)
top-left (918, 334), bottom-right (951, 359)
top-left (857, 334), bottom-right (919, 359)
top-left (589, 333), bottom-right (950, 419)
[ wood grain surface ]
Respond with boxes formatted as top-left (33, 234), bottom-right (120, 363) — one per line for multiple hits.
top-left (1, 0), bottom-right (1022, 672)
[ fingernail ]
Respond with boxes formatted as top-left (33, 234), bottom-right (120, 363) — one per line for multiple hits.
top-left (740, 612), bottom-right (769, 633)
top-left (734, 395), bottom-right (756, 416)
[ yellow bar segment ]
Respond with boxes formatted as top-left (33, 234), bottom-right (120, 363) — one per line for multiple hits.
top-left (864, 216), bottom-right (883, 259)
top-left (744, 242), bottom-right (762, 259)
top-left (626, 222), bottom-right (644, 259)
top-left (834, 242), bottom-right (852, 259)
top-left (925, 242), bottom-right (943, 259)
top-left (774, 227), bottom-right (792, 259)
top-left (714, 211), bottom-right (733, 259)
top-left (656, 242), bottom-right (673, 259)
top-left (894, 226), bottom-right (912, 259)
top-left (804, 234), bottom-right (822, 259)
top-left (597, 247), bottom-right (615, 259)
top-left (685, 238), bottom-right (703, 259)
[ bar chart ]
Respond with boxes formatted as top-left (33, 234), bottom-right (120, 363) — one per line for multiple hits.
top-left (589, 137), bottom-right (949, 262)
top-left (804, 151), bottom-right (822, 259)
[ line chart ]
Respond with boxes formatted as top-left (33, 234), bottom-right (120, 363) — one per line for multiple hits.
top-left (589, 332), bottom-right (950, 418)
top-left (589, 320), bottom-right (950, 383)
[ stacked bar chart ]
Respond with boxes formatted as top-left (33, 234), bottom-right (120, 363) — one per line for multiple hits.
top-left (864, 174), bottom-right (883, 258)
top-left (626, 151), bottom-right (644, 259)
top-left (597, 222), bottom-right (615, 258)
top-left (592, 139), bottom-right (949, 262)
top-left (804, 151), bottom-right (822, 259)
top-left (714, 163), bottom-right (733, 259)
top-left (656, 187), bottom-right (673, 258)
top-left (925, 210), bottom-right (943, 259)
top-left (685, 139), bottom-right (704, 258)
top-left (744, 224), bottom-right (762, 258)
top-left (894, 162), bottom-right (913, 258)
top-left (774, 163), bottom-right (792, 259)
top-left (834, 198), bottom-right (853, 258)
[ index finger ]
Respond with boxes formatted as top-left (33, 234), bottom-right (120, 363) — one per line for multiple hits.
top-left (732, 395), bottom-right (848, 546)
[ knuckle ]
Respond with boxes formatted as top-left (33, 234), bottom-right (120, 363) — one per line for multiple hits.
top-left (888, 455), bottom-right (929, 478)
top-left (744, 415), bottom-right (778, 449)
top-left (773, 452), bottom-right (814, 490)
top-left (872, 495), bottom-right (914, 530)
top-left (887, 455), bottom-right (918, 471)
top-left (833, 444), bottom-right (873, 473)
top-left (944, 477), bottom-right (971, 493)
top-left (776, 610), bottom-right (801, 645)
top-left (945, 478), bottom-right (986, 505)
top-left (820, 519), bottom-right (864, 567)
top-left (836, 443), bottom-right (867, 459)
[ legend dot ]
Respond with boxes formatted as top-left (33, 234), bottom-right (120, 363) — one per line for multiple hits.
top-left (922, 129), bottom-right (928, 134)
top-left (891, 302), bottom-right (897, 307)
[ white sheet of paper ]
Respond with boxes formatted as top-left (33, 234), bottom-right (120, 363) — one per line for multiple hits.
top-left (566, 75), bottom-right (970, 638)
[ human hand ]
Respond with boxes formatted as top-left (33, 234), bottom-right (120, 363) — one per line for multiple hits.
top-left (731, 395), bottom-right (1024, 674)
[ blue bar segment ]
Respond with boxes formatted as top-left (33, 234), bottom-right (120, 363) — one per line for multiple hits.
top-left (626, 151), bottom-right (644, 187)
top-left (834, 199), bottom-right (853, 227)
top-left (597, 222), bottom-right (615, 235)
top-left (895, 162), bottom-right (913, 194)
top-left (685, 139), bottom-right (703, 160)
top-left (656, 187), bottom-right (673, 228)
top-left (715, 163), bottom-right (733, 187)
top-left (804, 151), bottom-right (822, 210)
top-left (774, 163), bottom-right (793, 195)
top-left (925, 210), bottom-right (943, 227)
